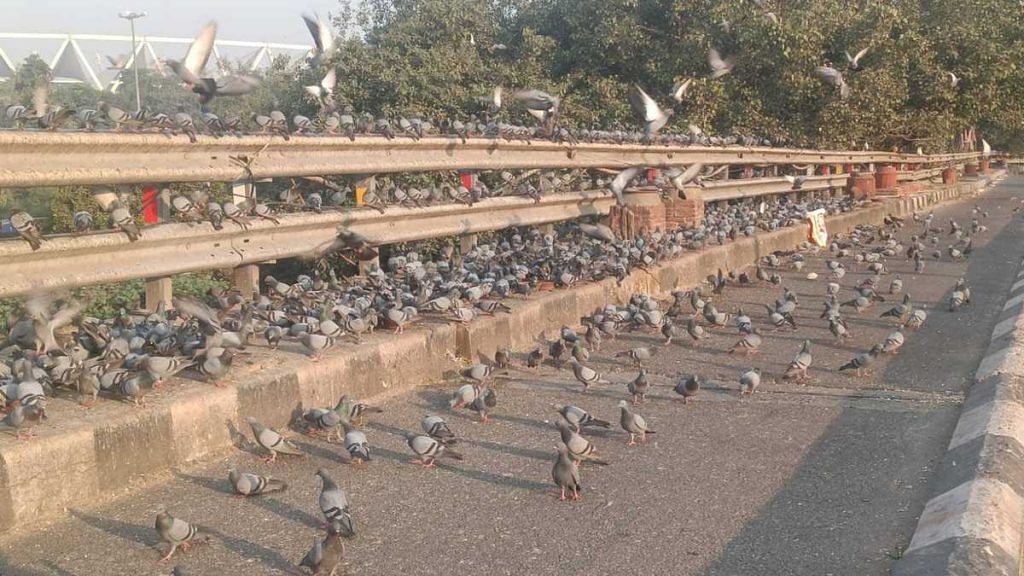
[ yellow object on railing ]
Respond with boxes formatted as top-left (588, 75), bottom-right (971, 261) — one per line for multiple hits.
top-left (355, 187), bottom-right (367, 206)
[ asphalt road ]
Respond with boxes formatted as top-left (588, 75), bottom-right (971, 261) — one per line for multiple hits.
top-left (1, 176), bottom-right (1021, 576)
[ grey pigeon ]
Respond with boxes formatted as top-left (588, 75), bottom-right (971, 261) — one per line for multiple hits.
top-left (552, 443), bottom-right (582, 501)
top-left (155, 511), bottom-right (201, 561)
top-left (673, 375), bottom-right (701, 404)
top-left (315, 469), bottom-right (356, 537)
top-left (618, 400), bottom-right (655, 445)
top-left (406, 432), bottom-right (463, 466)
top-left (555, 404), bottom-right (611, 432)
top-left (247, 416), bottom-right (304, 462)
top-left (228, 468), bottom-right (287, 496)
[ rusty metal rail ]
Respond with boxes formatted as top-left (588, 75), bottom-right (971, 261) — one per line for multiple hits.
top-left (0, 132), bottom-right (982, 187)
top-left (0, 190), bottom-right (614, 298)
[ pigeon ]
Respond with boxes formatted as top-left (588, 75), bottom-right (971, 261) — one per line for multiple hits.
top-left (552, 443), bottom-right (582, 501)
top-left (904, 309), bottom-right (928, 331)
top-left (845, 47), bottom-right (870, 72)
top-left (303, 13), bottom-right (338, 65)
top-left (739, 368), bottom-right (760, 395)
top-left (343, 427), bottom-right (371, 463)
top-left (306, 68), bottom-right (337, 107)
top-left (615, 347), bottom-right (653, 367)
top-left (673, 375), bottom-right (701, 403)
top-left (618, 400), bottom-right (655, 445)
top-left (568, 358), bottom-right (608, 390)
top-left (881, 328), bottom-right (905, 354)
top-left (708, 47), bottom-right (734, 79)
top-left (72, 210), bottom-right (94, 232)
top-left (299, 332), bottom-right (335, 361)
top-left (626, 369), bottom-right (650, 405)
top-left (228, 469), bottom-right (288, 496)
top-left (300, 525), bottom-right (346, 575)
top-left (815, 65), bottom-right (851, 99)
top-left (627, 84), bottom-right (672, 141)
top-left (421, 415), bottom-right (457, 443)
top-left (155, 511), bottom-right (201, 562)
top-left (315, 469), bottom-right (356, 537)
top-left (670, 78), bottom-right (693, 102)
top-left (555, 420), bottom-right (608, 465)
top-left (729, 329), bottom-right (762, 355)
top-left (406, 432), bottom-right (462, 466)
top-left (783, 340), bottom-right (812, 381)
top-left (839, 345), bottom-right (882, 376)
top-left (10, 209), bottom-right (44, 250)
top-left (247, 416), bottom-right (304, 462)
top-left (166, 22), bottom-right (259, 109)
top-left (110, 201), bottom-right (141, 241)
top-left (881, 294), bottom-right (912, 322)
top-left (609, 167), bottom-right (642, 206)
top-left (555, 404), bottom-right (611, 432)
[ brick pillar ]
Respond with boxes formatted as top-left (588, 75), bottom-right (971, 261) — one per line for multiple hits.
top-left (611, 188), bottom-right (665, 238)
top-left (875, 164), bottom-right (898, 192)
top-left (941, 168), bottom-right (958, 185)
top-left (964, 163), bottom-right (979, 177)
top-left (664, 197), bottom-right (705, 229)
top-left (979, 159), bottom-right (990, 173)
top-left (850, 171), bottom-right (876, 199)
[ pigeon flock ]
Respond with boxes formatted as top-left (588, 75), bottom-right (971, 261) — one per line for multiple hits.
top-left (0, 182), bottom-right (992, 572)
top-left (0, 9), bottom-right (997, 575)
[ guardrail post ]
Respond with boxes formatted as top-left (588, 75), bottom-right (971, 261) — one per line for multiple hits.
top-left (942, 167), bottom-right (959, 185)
top-left (978, 159), bottom-right (990, 173)
top-left (227, 180), bottom-right (262, 296)
top-left (143, 184), bottom-right (173, 310)
top-left (232, 265), bottom-right (260, 300)
top-left (145, 276), bottom-right (173, 312)
top-left (964, 162), bottom-right (979, 177)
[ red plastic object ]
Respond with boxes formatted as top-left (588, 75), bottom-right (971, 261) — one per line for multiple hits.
top-left (459, 172), bottom-right (475, 189)
top-left (141, 185), bottom-right (160, 224)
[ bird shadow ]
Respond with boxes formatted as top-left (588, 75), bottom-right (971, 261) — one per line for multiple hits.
top-left (174, 470), bottom-right (234, 496)
top-left (69, 508), bottom-right (159, 548)
top-left (202, 526), bottom-right (298, 574)
top-left (436, 462), bottom-right (550, 492)
top-left (289, 438), bottom-right (348, 465)
top-left (248, 495), bottom-right (322, 530)
top-left (457, 437), bottom-right (551, 462)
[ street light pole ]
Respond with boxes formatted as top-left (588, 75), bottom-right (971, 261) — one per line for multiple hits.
top-left (118, 11), bottom-right (146, 113)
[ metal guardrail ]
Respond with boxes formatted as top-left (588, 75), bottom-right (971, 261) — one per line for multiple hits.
top-left (0, 132), bottom-right (983, 187)
top-left (0, 190), bottom-right (614, 298)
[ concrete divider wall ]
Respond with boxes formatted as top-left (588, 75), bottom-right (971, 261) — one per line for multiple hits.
top-left (0, 177), bottom-right (991, 534)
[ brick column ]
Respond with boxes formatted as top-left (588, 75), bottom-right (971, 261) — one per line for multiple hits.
top-left (979, 159), bottom-right (990, 173)
top-left (964, 163), bottom-right (979, 176)
top-left (874, 164), bottom-right (898, 193)
top-left (849, 171), bottom-right (876, 199)
top-left (610, 187), bottom-right (665, 238)
top-left (942, 168), bottom-right (959, 185)
top-left (664, 197), bottom-right (704, 229)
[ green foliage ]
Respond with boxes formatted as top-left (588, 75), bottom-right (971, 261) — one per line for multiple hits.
top-left (50, 186), bottom-right (109, 233)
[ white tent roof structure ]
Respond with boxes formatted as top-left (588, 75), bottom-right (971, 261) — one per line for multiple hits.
top-left (0, 32), bottom-right (311, 91)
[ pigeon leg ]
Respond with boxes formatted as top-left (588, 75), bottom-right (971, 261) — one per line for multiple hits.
top-left (159, 544), bottom-right (178, 562)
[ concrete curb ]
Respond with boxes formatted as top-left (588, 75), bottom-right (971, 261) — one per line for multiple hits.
top-left (894, 172), bottom-right (1024, 576)
top-left (0, 177), bottom-right (990, 534)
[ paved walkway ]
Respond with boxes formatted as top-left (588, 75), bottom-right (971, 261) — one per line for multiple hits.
top-left (1, 176), bottom-right (1021, 576)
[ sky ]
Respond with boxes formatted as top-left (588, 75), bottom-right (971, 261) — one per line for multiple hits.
top-left (2, 0), bottom-right (339, 62)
